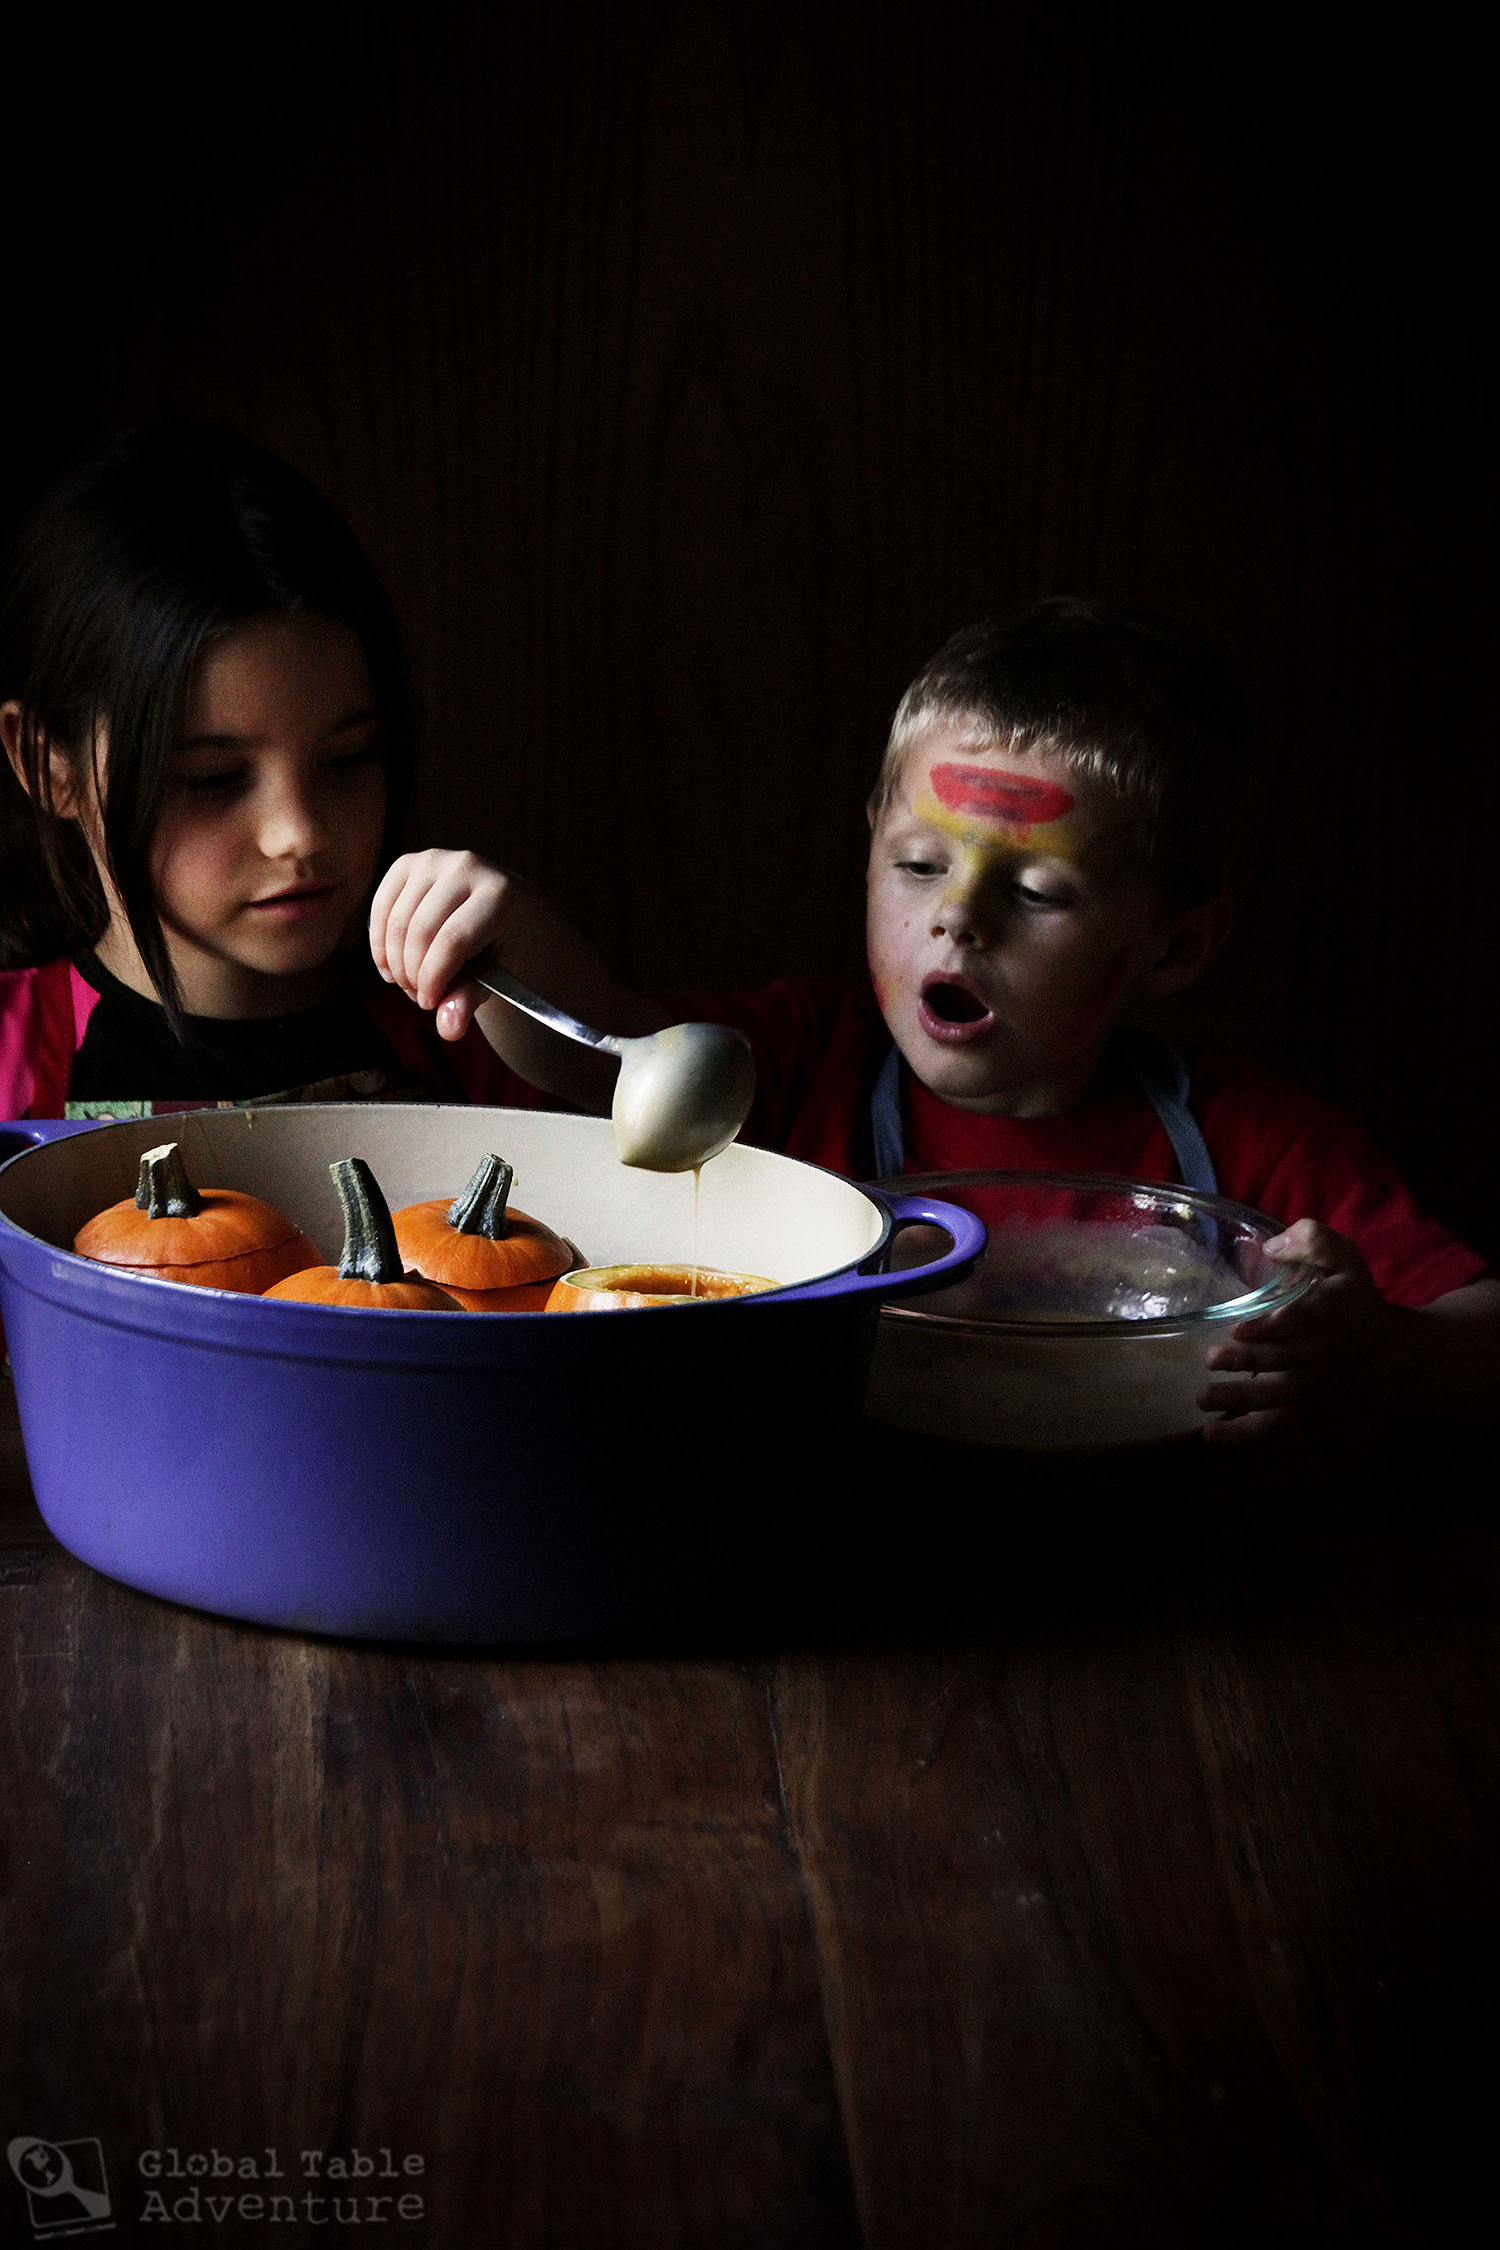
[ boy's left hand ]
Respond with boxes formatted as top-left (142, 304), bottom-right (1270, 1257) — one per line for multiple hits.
top-left (1197, 1219), bottom-right (1394, 1444)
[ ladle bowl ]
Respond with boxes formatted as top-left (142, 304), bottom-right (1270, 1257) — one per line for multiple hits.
top-left (471, 963), bottom-right (756, 1172)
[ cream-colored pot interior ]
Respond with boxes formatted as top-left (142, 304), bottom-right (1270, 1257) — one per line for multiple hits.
top-left (1, 1105), bottom-right (886, 1293)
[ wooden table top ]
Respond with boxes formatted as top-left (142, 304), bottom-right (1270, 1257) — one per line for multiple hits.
top-left (3, 1374), bottom-right (1497, 2247)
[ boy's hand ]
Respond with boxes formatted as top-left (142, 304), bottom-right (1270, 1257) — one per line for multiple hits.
top-left (1197, 1219), bottom-right (1395, 1445)
top-left (370, 849), bottom-right (520, 1041)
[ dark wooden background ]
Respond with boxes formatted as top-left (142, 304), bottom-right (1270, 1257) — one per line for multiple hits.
top-left (3, 0), bottom-right (1494, 1253)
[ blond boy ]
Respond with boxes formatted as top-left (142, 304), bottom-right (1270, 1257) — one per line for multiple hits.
top-left (373, 600), bottom-right (1499, 1441)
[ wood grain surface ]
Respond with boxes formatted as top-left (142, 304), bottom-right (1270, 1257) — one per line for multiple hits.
top-left (5, 1378), bottom-right (1500, 2246)
top-left (1, 1), bottom-right (1486, 1249)
top-left (4, 18), bottom-right (1496, 2238)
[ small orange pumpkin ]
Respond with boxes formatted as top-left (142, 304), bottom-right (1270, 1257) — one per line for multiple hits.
top-left (73, 1141), bottom-right (320, 1293)
top-left (545, 1263), bottom-right (777, 1311)
top-left (264, 1158), bottom-right (460, 1310)
top-left (392, 1153), bottom-right (575, 1311)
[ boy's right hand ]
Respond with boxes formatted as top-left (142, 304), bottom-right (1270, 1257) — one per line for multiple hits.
top-left (369, 848), bottom-right (519, 1043)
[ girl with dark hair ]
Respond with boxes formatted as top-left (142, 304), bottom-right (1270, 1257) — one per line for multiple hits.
top-left (0, 424), bottom-right (523, 1119)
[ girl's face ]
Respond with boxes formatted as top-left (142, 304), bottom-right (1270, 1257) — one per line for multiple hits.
top-left (116, 612), bottom-right (387, 1016)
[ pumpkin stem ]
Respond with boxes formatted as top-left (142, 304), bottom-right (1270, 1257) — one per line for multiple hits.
top-left (446, 1153), bottom-right (514, 1239)
top-left (135, 1142), bottom-right (203, 1220)
top-left (332, 1157), bottom-right (405, 1284)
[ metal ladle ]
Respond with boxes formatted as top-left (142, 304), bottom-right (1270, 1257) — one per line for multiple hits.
top-left (469, 962), bottom-right (756, 1173)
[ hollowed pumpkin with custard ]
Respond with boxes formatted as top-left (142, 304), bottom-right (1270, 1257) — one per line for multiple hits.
top-left (545, 1263), bottom-right (777, 1311)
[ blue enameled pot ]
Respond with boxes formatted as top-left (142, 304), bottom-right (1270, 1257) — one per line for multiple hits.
top-left (0, 1106), bottom-right (982, 1643)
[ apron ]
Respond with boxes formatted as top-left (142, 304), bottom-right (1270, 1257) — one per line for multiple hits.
top-left (868, 1026), bottom-right (1219, 1192)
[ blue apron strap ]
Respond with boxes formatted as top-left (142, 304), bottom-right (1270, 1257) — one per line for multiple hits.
top-left (1111, 1027), bottom-right (1218, 1194)
top-left (866, 1029), bottom-right (1218, 1193)
top-left (870, 1042), bottom-right (905, 1177)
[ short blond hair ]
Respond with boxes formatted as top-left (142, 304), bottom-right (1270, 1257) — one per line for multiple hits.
top-left (874, 599), bottom-right (1247, 904)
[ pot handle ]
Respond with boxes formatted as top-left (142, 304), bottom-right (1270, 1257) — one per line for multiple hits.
top-left (0, 1118), bottom-right (105, 1164)
top-left (772, 1191), bottom-right (986, 1304)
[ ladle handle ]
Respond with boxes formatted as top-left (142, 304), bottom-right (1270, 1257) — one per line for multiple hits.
top-left (467, 959), bottom-right (623, 1056)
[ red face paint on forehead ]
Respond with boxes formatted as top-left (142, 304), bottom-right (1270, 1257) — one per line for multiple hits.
top-left (928, 764), bottom-right (1074, 826)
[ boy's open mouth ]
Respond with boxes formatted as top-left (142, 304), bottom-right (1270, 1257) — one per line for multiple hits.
top-left (918, 975), bottom-right (995, 1043)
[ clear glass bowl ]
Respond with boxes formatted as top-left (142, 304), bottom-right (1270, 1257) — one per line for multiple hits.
top-left (868, 1171), bottom-right (1315, 1453)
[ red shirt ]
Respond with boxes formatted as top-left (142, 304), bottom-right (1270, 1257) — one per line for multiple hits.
top-left (677, 978), bottom-right (1485, 1310)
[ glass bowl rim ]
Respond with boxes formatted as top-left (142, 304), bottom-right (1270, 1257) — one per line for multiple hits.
top-left (875, 1168), bottom-right (1317, 1337)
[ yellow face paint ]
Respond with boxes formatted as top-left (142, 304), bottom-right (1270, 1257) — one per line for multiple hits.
top-left (913, 762), bottom-right (1082, 864)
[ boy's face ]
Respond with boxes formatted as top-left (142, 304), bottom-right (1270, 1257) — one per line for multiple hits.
top-left (866, 721), bottom-right (1204, 1115)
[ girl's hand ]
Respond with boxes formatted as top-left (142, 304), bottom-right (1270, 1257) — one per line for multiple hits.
top-left (1197, 1220), bottom-right (1395, 1445)
top-left (370, 849), bottom-right (519, 1042)
top-left (369, 849), bottom-right (666, 1103)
